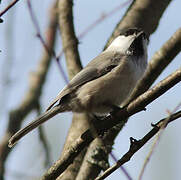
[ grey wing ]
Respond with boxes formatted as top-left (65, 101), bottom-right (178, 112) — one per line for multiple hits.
top-left (46, 52), bottom-right (124, 111)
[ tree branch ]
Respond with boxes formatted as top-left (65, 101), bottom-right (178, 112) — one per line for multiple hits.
top-left (58, 0), bottom-right (82, 78)
top-left (110, 153), bottom-right (132, 180)
top-left (96, 110), bottom-right (181, 180)
top-left (138, 102), bottom-right (181, 180)
top-left (105, 0), bottom-right (172, 48)
top-left (97, 27), bottom-right (181, 180)
top-left (0, 0), bottom-right (20, 18)
top-left (27, 0), bottom-right (68, 83)
top-left (57, 0), bottom-right (90, 179)
top-left (92, 27), bottom-right (181, 180)
top-left (77, 0), bottom-right (176, 178)
top-left (41, 0), bottom-right (177, 179)
top-left (0, 2), bottom-right (58, 179)
top-left (41, 67), bottom-right (181, 180)
top-left (75, 138), bottom-right (111, 180)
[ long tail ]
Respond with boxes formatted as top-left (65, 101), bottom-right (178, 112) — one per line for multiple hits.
top-left (8, 105), bottom-right (62, 148)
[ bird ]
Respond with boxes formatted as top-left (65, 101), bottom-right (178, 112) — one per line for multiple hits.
top-left (8, 28), bottom-right (148, 147)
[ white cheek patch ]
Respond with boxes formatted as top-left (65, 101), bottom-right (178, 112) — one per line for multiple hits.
top-left (106, 35), bottom-right (135, 53)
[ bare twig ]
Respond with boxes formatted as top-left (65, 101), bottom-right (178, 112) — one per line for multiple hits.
top-left (138, 102), bottom-right (181, 180)
top-left (105, 0), bottom-right (173, 48)
top-left (75, 136), bottom-right (131, 180)
top-left (0, 2), bottom-right (58, 178)
top-left (41, 67), bottom-right (181, 180)
top-left (138, 133), bottom-right (161, 180)
top-left (95, 110), bottom-right (181, 180)
top-left (0, 2), bottom-right (15, 114)
top-left (0, 0), bottom-right (20, 17)
top-left (27, 0), bottom-right (68, 83)
top-left (27, 0), bottom-right (51, 55)
top-left (110, 153), bottom-right (132, 180)
top-left (78, 0), bottom-right (132, 39)
top-left (56, 0), bottom-right (132, 60)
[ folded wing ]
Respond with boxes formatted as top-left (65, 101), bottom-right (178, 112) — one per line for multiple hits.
top-left (46, 52), bottom-right (124, 111)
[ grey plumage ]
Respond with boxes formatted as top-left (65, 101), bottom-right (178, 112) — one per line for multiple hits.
top-left (46, 52), bottom-right (126, 111)
top-left (9, 28), bottom-right (148, 147)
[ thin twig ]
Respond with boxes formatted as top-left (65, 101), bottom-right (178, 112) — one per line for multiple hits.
top-left (110, 153), bottom-right (132, 180)
top-left (0, 0), bottom-right (20, 17)
top-left (138, 102), bottom-right (181, 180)
top-left (0, 2), bottom-right (58, 178)
top-left (96, 110), bottom-right (181, 180)
top-left (78, 0), bottom-right (132, 39)
top-left (104, 0), bottom-right (173, 48)
top-left (0, 2), bottom-right (15, 114)
top-left (56, 0), bottom-right (132, 61)
top-left (27, 0), bottom-right (68, 83)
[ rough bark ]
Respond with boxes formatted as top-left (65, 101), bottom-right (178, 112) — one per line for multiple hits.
top-left (57, 0), bottom-right (90, 179)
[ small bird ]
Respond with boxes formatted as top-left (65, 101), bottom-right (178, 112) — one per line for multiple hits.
top-left (9, 28), bottom-right (148, 147)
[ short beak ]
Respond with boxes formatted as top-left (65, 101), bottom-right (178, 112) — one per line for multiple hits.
top-left (136, 31), bottom-right (149, 42)
top-left (136, 31), bottom-right (144, 39)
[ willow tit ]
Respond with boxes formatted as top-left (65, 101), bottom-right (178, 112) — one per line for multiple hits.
top-left (9, 28), bottom-right (148, 147)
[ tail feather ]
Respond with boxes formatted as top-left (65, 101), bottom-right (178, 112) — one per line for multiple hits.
top-left (8, 105), bottom-right (62, 148)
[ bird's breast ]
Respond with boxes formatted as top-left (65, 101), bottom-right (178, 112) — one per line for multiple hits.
top-left (75, 58), bottom-right (146, 114)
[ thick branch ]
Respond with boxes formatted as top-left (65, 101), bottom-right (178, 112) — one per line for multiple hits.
top-left (58, 0), bottom-right (82, 78)
top-left (105, 0), bottom-right (172, 48)
top-left (75, 138), bottom-right (111, 180)
top-left (0, 2), bottom-right (58, 179)
top-left (41, 67), bottom-right (181, 180)
top-left (57, 0), bottom-right (89, 179)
